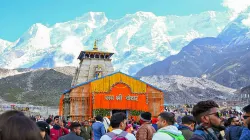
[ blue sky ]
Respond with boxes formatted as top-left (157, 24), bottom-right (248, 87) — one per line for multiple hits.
top-left (0, 0), bottom-right (226, 42)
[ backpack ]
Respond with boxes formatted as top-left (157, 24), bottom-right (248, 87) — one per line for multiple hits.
top-left (106, 131), bottom-right (128, 140)
top-left (159, 130), bottom-right (186, 140)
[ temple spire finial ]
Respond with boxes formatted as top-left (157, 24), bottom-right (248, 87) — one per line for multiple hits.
top-left (93, 39), bottom-right (98, 50)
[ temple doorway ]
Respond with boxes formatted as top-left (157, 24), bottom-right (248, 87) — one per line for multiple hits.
top-left (112, 110), bottom-right (127, 116)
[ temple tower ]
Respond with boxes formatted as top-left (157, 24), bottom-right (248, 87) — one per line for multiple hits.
top-left (71, 40), bottom-right (114, 86)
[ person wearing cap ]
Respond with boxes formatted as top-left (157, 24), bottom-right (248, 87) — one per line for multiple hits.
top-left (136, 112), bottom-right (156, 140)
top-left (178, 115), bottom-right (196, 140)
top-left (36, 121), bottom-right (51, 140)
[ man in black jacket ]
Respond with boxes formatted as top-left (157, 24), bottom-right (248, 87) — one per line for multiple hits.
top-left (59, 122), bottom-right (84, 140)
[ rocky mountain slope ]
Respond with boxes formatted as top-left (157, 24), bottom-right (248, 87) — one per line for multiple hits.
top-left (0, 68), bottom-right (73, 106)
top-left (141, 75), bottom-right (236, 104)
top-left (0, 67), bottom-right (236, 106)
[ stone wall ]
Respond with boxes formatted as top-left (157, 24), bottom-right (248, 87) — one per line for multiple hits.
top-left (74, 58), bottom-right (114, 85)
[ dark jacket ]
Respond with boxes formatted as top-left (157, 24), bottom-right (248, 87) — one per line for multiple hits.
top-left (44, 134), bottom-right (51, 140)
top-left (239, 127), bottom-right (250, 140)
top-left (80, 126), bottom-right (92, 140)
top-left (178, 125), bottom-right (193, 140)
top-left (190, 126), bottom-right (224, 140)
top-left (58, 132), bottom-right (84, 140)
top-left (152, 124), bottom-right (158, 131)
top-left (225, 126), bottom-right (243, 140)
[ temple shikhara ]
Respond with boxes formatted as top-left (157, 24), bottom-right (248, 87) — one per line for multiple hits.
top-left (59, 40), bottom-right (164, 121)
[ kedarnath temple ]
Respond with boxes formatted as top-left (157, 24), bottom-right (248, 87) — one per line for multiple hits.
top-left (59, 40), bottom-right (164, 121)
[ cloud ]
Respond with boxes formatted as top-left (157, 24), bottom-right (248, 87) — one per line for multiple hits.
top-left (222, 0), bottom-right (250, 20)
top-left (222, 0), bottom-right (250, 13)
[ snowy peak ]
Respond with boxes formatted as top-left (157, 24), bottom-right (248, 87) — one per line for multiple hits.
top-left (0, 39), bottom-right (12, 53)
top-left (0, 39), bottom-right (12, 46)
top-left (0, 11), bottom-right (231, 74)
top-left (128, 11), bottom-right (157, 19)
top-left (75, 12), bottom-right (108, 27)
top-left (16, 23), bottom-right (51, 50)
top-left (25, 23), bottom-right (50, 38)
top-left (218, 7), bottom-right (250, 45)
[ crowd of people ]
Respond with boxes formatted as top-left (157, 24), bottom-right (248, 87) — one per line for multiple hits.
top-left (0, 100), bottom-right (250, 140)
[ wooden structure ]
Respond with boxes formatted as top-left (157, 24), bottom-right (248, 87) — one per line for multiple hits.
top-left (59, 72), bottom-right (164, 121)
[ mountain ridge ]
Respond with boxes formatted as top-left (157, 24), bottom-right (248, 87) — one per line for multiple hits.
top-left (0, 11), bottom-right (231, 75)
top-left (136, 8), bottom-right (250, 88)
top-left (0, 67), bottom-right (236, 106)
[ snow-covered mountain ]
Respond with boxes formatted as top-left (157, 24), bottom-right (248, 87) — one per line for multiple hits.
top-left (0, 11), bottom-right (231, 75)
top-left (136, 8), bottom-right (250, 88)
top-left (0, 39), bottom-right (12, 53)
top-left (218, 7), bottom-right (250, 46)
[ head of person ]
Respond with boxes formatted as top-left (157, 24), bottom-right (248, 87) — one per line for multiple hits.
top-left (192, 100), bottom-right (224, 131)
top-left (30, 116), bottom-right (36, 122)
top-left (110, 112), bottom-right (127, 130)
top-left (242, 104), bottom-right (250, 129)
top-left (95, 115), bottom-right (103, 122)
top-left (0, 110), bottom-right (43, 140)
top-left (125, 124), bottom-right (133, 132)
top-left (62, 120), bottom-right (67, 127)
top-left (228, 117), bottom-right (240, 126)
top-left (157, 112), bottom-right (175, 129)
top-left (181, 115), bottom-right (196, 131)
top-left (70, 122), bottom-right (81, 136)
top-left (0, 110), bottom-right (24, 123)
top-left (54, 116), bottom-right (60, 125)
top-left (46, 118), bottom-right (53, 125)
top-left (36, 121), bottom-right (50, 139)
top-left (139, 112), bottom-right (152, 124)
top-left (83, 120), bottom-right (89, 127)
top-left (223, 119), bottom-right (230, 127)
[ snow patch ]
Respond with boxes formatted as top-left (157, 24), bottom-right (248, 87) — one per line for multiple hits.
top-left (61, 36), bottom-right (84, 56)
top-left (137, 47), bottom-right (152, 53)
top-left (184, 30), bottom-right (202, 42)
top-left (208, 11), bottom-right (216, 19)
top-left (242, 14), bottom-right (250, 27)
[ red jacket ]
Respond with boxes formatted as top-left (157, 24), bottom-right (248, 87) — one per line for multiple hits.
top-left (50, 125), bottom-right (69, 140)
